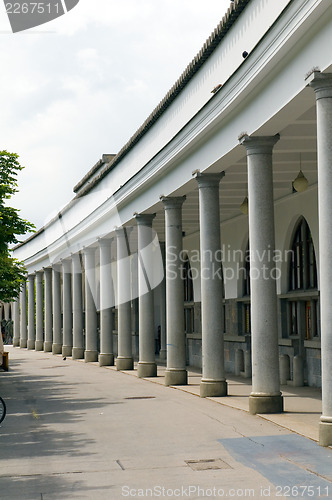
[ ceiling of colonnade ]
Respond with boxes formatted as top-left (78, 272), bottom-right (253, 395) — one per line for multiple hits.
top-left (147, 92), bottom-right (318, 243)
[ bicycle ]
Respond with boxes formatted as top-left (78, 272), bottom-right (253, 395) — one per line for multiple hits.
top-left (0, 396), bottom-right (6, 423)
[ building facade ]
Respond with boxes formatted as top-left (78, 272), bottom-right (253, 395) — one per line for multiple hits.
top-left (11, 0), bottom-right (332, 446)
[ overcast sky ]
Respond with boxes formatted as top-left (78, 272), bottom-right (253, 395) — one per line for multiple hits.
top-left (0, 0), bottom-right (231, 230)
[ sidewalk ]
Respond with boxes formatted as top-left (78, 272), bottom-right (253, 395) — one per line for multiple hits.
top-left (107, 362), bottom-right (322, 444)
top-left (0, 346), bottom-right (329, 500)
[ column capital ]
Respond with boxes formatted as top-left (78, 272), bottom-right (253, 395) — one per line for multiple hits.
top-left (98, 236), bottom-right (114, 247)
top-left (239, 134), bottom-right (280, 155)
top-left (27, 273), bottom-right (36, 280)
top-left (83, 246), bottom-right (96, 256)
top-left (35, 270), bottom-right (44, 281)
top-left (160, 195), bottom-right (186, 210)
top-left (114, 226), bottom-right (133, 237)
top-left (306, 71), bottom-right (332, 99)
top-left (61, 258), bottom-right (72, 273)
top-left (193, 171), bottom-right (225, 188)
top-left (134, 213), bottom-right (156, 226)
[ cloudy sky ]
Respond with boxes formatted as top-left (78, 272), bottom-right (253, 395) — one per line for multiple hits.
top-left (0, 0), bottom-right (231, 230)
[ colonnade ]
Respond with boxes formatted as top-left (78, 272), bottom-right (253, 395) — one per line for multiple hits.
top-left (10, 72), bottom-right (332, 446)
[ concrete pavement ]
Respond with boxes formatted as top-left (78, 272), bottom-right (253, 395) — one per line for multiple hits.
top-left (0, 347), bottom-right (331, 500)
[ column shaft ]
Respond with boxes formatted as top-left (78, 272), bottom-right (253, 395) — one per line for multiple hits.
top-left (20, 281), bottom-right (27, 348)
top-left (308, 71), bottom-right (332, 446)
top-left (62, 259), bottom-right (73, 357)
top-left (195, 173), bottom-right (227, 397)
top-left (13, 297), bottom-right (20, 347)
top-left (99, 239), bottom-right (114, 366)
top-left (72, 254), bottom-right (84, 359)
top-left (44, 268), bottom-right (53, 352)
top-left (84, 248), bottom-right (98, 362)
top-left (52, 265), bottom-right (62, 354)
top-left (115, 228), bottom-right (133, 370)
top-left (35, 271), bottom-right (44, 351)
top-left (161, 197), bottom-right (187, 385)
top-left (240, 134), bottom-right (283, 414)
top-left (159, 242), bottom-right (167, 361)
top-left (136, 214), bottom-right (157, 378)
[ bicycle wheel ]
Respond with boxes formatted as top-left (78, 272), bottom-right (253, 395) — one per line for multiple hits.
top-left (0, 397), bottom-right (6, 423)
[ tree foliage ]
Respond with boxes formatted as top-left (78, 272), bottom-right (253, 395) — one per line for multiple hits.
top-left (0, 150), bottom-right (35, 302)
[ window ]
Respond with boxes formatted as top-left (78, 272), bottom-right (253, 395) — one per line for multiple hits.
top-left (287, 218), bottom-right (319, 340)
top-left (289, 219), bottom-right (317, 291)
top-left (183, 256), bottom-right (194, 333)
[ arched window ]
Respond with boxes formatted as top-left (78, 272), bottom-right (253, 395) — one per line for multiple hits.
top-left (183, 256), bottom-right (194, 333)
top-left (183, 257), bottom-right (194, 302)
top-left (289, 218), bottom-right (317, 291)
top-left (287, 218), bottom-right (319, 340)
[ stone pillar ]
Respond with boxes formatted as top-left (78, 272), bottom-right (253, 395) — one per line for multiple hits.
top-left (20, 281), bottom-right (27, 348)
top-left (135, 214), bottom-right (157, 378)
top-left (52, 264), bottom-right (62, 355)
top-left (159, 242), bottom-right (167, 361)
top-left (27, 274), bottom-right (36, 349)
top-left (307, 71), bottom-right (332, 446)
top-left (62, 259), bottom-right (73, 357)
top-left (115, 228), bottom-right (133, 370)
top-left (35, 271), bottom-right (44, 351)
top-left (3, 303), bottom-right (10, 320)
top-left (99, 238), bottom-right (114, 366)
top-left (13, 297), bottom-right (20, 347)
top-left (194, 172), bottom-right (227, 397)
top-left (161, 196), bottom-right (187, 386)
top-left (240, 134), bottom-right (283, 414)
top-left (84, 247), bottom-right (98, 362)
top-left (44, 267), bottom-right (53, 352)
top-left (72, 253), bottom-right (84, 359)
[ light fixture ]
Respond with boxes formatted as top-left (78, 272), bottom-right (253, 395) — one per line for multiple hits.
top-left (292, 153), bottom-right (308, 193)
top-left (240, 196), bottom-right (249, 214)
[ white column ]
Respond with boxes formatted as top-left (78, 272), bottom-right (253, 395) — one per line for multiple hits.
top-left (35, 271), bottom-right (44, 351)
top-left (52, 264), bottom-right (62, 355)
top-left (159, 242), bottom-right (167, 361)
top-left (62, 259), bottom-right (73, 357)
top-left (135, 214), bottom-right (157, 378)
top-left (115, 228), bottom-right (133, 370)
top-left (161, 196), bottom-right (187, 386)
top-left (13, 297), bottom-right (20, 347)
top-left (84, 247), bottom-right (98, 362)
top-left (20, 281), bottom-right (27, 348)
top-left (72, 253), bottom-right (84, 359)
top-left (98, 238), bottom-right (114, 366)
top-left (44, 267), bottom-right (53, 352)
top-left (3, 303), bottom-right (10, 320)
top-left (27, 274), bottom-right (36, 349)
top-left (307, 71), bottom-right (332, 446)
top-left (194, 172), bottom-right (227, 398)
top-left (240, 134), bottom-right (283, 414)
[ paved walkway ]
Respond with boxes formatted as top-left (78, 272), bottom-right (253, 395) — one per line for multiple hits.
top-left (0, 347), bottom-right (330, 500)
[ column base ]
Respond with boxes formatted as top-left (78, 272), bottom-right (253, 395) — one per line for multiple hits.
top-left (116, 357), bottom-right (134, 371)
top-left (52, 343), bottom-right (62, 355)
top-left (137, 362), bottom-right (157, 378)
top-left (319, 421), bottom-right (332, 447)
top-left (72, 347), bottom-right (84, 360)
top-left (35, 340), bottom-right (44, 351)
top-left (13, 339), bottom-right (20, 347)
top-left (159, 349), bottom-right (167, 361)
top-left (27, 340), bottom-right (35, 350)
top-left (165, 369), bottom-right (187, 386)
top-left (249, 393), bottom-right (283, 415)
top-left (200, 379), bottom-right (227, 398)
top-left (99, 353), bottom-right (114, 367)
top-left (85, 350), bottom-right (98, 363)
top-left (20, 339), bottom-right (27, 348)
top-left (62, 345), bottom-right (73, 357)
top-left (44, 341), bottom-right (52, 352)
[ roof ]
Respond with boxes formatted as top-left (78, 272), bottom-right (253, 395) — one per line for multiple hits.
top-left (74, 0), bottom-right (251, 198)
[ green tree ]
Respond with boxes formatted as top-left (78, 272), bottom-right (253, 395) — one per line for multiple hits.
top-left (0, 151), bottom-right (35, 302)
